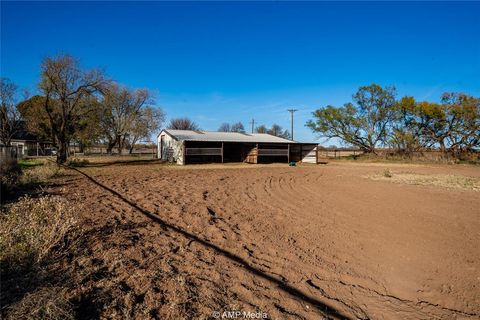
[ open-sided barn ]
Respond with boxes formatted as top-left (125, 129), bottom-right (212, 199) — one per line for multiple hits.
top-left (157, 129), bottom-right (319, 165)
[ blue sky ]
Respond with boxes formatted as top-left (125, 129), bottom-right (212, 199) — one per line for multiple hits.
top-left (1, 1), bottom-right (479, 143)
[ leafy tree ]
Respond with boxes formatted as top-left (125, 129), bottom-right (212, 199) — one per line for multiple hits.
top-left (307, 84), bottom-right (397, 153)
top-left (16, 95), bottom-right (53, 142)
top-left (389, 96), bottom-right (423, 153)
top-left (438, 93), bottom-right (480, 153)
top-left (39, 54), bottom-right (107, 163)
top-left (74, 96), bottom-right (104, 152)
top-left (168, 117), bottom-right (199, 130)
top-left (397, 93), bottom-right (480, 154)
top-left (0, 78), bottom-right (22, 146)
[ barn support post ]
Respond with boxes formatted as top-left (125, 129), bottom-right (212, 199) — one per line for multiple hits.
top-left (256, 143), bottom-right (258, 164)
top-left (221, 142), bottom-right (224, 163)
top-left (182, 141), bottom-right (186, 165)
top-left (288, 144), bottom-right (290, 163)
top-left (316, 146), bottom-right (319, 164)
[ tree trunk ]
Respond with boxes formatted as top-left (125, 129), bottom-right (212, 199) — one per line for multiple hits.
top-left (117, 135), bottom-right (126, 155)
top-left (128, 137), bottom-right (139, 154)
top-left (57, 139), bottom-right (68, 164)
top-left (106, 142), bottom-right (115, 155)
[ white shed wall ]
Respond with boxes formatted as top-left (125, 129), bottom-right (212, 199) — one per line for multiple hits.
top-left (157, 132), bottom-right (185, 165)
top-left (301, 146), bottom-right (318, 163)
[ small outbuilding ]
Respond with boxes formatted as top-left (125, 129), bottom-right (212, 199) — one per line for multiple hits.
top-left (157, 129), bottom-right (319, 165)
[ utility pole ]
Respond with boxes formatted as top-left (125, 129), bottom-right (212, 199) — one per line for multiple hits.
top-left (287, 109), bottom-right (298, 140)
top-left (249, 118), bottom-right (255, 133)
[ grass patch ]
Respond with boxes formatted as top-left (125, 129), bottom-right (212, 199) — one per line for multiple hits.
top-left (368, 172), bottom-right (480, 191)
top-left (18, 158), bottom-right (45, 169)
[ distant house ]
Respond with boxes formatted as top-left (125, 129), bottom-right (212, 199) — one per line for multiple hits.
top-left (0, 123), bottom-right (54, 157)
top-left (157, 129), bottom-right (319, 165)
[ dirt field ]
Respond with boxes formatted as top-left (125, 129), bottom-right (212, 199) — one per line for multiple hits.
top-left (51, 161), bottom-right (479, 319)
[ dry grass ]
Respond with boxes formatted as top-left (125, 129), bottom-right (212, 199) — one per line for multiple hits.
top-left (0, 196), bottom-right (82, 320)
top-left (5, 287), bottom-right (74, 320)
top-left (0, 195), bottom-right (80, 267)
top-left (368, 171), bottom-right (480, 191)
top-left (21, 161), bottom-right (66, 185)
top-left (0, 159), bottom-right (22, 196)
top-left (66, 157), bottom-right (90, 167)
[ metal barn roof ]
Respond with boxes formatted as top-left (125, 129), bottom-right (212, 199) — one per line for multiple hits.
top-left (162, 129), bottom-right (298, 144)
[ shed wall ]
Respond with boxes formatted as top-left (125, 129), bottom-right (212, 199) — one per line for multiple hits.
top-left (157, 132), bottom-right (184, 165)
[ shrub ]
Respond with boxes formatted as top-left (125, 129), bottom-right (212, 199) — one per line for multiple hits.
top-left (0, 195), bottom-right (80, 269)
top-left (0, 159), bottom-right (22, 193)
top-left (21, 161), bottom-right (65, 185)
top-left (383, 169), bottom-right (393, 178)
top-left (67, 158), bottom-right (89, 167)
top-left (0, 196), bottom-right (81, 320)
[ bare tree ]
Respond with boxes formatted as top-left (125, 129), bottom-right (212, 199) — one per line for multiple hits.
top-left (218, 122), bottom-right (231, 132)
top-left (218, 122), bottom-right (245, 133)
top-left (0, 78), bottom-right (22, 146)
top-left (99, 83), bottom-right (152, 154)
top-left (168, 117), bottom-right (199, 130)
top-left (126, 106), bottom-right (165, 154)
top-left (231, 122), bottom-right (245, 133)
top-left (255, 125), bottom-right (268, 133)
top-left (268, 123), bottom-right (290, 138)
top-left (39, 54), bottom-right (107, 163)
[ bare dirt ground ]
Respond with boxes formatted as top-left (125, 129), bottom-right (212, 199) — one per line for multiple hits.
top-left (52, 161), bottom-right (479, 319)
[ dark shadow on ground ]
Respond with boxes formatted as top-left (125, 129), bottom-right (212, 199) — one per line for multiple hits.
top-left (81, 158), bottom-right (164, 168)
top-left (68, 166), bottom-right (352, 320)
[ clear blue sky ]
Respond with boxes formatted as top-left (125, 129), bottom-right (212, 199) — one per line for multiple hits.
top-left (2, 1), bottom-right (479, 143)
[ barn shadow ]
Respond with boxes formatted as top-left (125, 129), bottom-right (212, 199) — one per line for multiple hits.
top-left (68, 166), bottom-right (352, 320)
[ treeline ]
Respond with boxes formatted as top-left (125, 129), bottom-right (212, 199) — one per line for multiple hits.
top-left (217, 122), bottom-right (290, 139)
top-left (1, 54), bottom-right (165, 163)
top-left (307, 84), bottom-right (480, 158)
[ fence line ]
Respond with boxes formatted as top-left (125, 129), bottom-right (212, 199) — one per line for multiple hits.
top-left (0, 146), bottom-right (21, 164)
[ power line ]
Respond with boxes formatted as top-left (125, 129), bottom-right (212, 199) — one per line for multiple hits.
top-left (287, 109), bottom-right (298, 141)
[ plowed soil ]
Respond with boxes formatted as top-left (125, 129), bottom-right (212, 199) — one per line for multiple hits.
top-left (55, 161), bottom-right (480, 319)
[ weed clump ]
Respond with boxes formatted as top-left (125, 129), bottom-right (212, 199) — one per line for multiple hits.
top-left (0, 195), bottom-right (80, 268)
top-left (383, 169), bottom-right (393, 178)
top-left (0, 196), bottom-right (81, 320)
top-left (0, 159), bottom-right (22, 197)
top-left (67, 158), bottom-right (89, 167)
